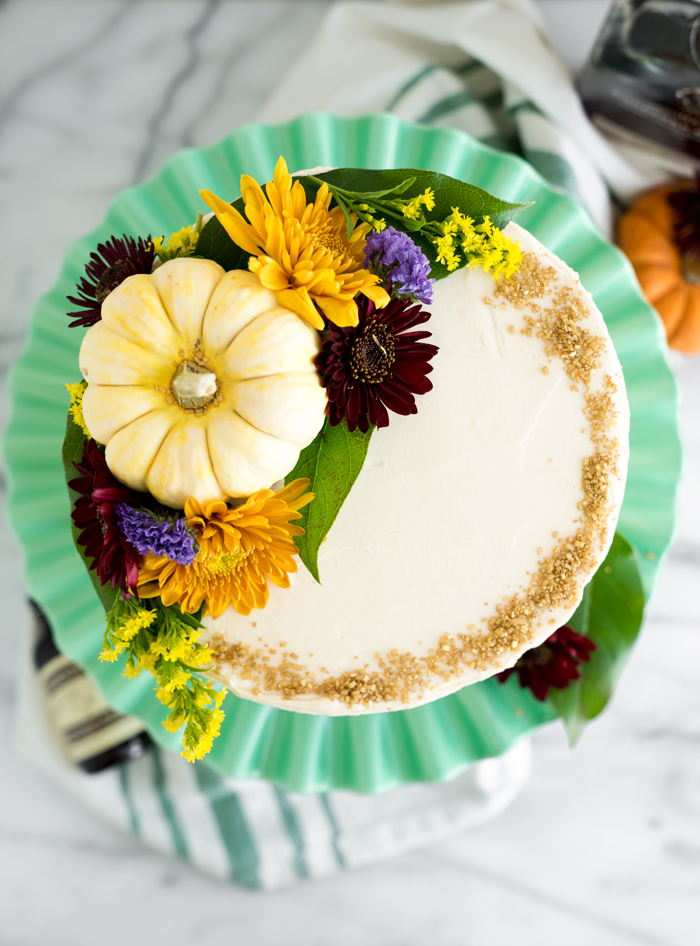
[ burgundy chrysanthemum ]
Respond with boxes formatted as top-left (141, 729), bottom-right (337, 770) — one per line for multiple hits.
top-left (68, 439), bottom-right (140, 597)
top-left (314, 295), bottom-right (438, 433)
top-left (497, 625), bottom-right (596, 701)
top-left (67, 234), bottom-right (155, 328)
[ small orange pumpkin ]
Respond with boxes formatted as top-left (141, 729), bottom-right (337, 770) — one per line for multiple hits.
top-left (617, 181), bottom-right (700, 354)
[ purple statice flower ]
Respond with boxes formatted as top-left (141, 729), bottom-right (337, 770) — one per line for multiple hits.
top-left (116, 504), bottom-right (197, 567)
top-left (363, 226), bottom-right (434, 305)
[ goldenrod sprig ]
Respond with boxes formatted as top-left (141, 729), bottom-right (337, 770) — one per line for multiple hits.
top-left (153, 212), bottom-right (204, 263)
top-left (100, 596), bottom-right (225, 762)
top-left (308, 174), bottom-right (430, 236)
top-left (430, 210), bottom-right (522, 277)
top-left (307, 176), bottom-right (521, 279)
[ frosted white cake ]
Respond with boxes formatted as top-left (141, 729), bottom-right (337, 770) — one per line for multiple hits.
top-left (202, 222), bottom-right (629, 714)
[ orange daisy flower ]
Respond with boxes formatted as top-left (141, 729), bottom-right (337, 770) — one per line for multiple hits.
top-left (200, 156), bottom-right (390, 330)
top-left (137, 479), bottom-right (313, 618)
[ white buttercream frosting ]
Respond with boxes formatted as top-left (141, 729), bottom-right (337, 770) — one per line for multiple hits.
top-left (203, 223), bottom-right (629, 714)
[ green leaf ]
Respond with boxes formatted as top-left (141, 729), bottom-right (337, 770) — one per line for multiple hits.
top-left (548, 532), bottom-right (645, 743)
top-left (196, 195), bottom-right (253, 272)
top-left (334, 192), bottom-right (355, 240)
top-left (300, 168), bottom-right (532, 280)
top-left (62, 413), bottom-right (118, 615)
top-left (325, 176), bottom-right (417, 200)
top-left (285, 419), bottom-right (374, 583)
top-left (61, 409), bottom-right (87, 486)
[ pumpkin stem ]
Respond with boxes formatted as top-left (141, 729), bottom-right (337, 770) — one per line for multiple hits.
top-left (171, 360), bottom-right (218, 411)
top-left (682, 251), bottom-right (700, 285)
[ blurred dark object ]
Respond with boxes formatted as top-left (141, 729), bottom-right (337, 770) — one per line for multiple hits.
top-left (580, 0), bottom-right (700, 160)
top-left (30, 600), bottom-right (151, 773)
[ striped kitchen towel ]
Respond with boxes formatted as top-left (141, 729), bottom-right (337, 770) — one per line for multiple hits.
top-left (16, 0), bottom-right (640, 889)
top-left (259, 0), bottom-right (654, 233)
top-left (16, 619), bottom-right (531, 889)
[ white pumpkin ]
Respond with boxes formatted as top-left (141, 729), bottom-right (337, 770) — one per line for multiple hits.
top-left (80, 259), bottom-right (326, 508)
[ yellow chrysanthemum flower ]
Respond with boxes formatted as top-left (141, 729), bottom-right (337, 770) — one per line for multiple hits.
top-left (137, 478), bottom-right (313, 618)
top-left (200, 157), bottom-right (390, 330)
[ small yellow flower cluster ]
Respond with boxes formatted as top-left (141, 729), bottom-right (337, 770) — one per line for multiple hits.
top-left (153, 221), bottom-right (201, 263)
top-left (100, 598), bottom-right (225, 762)
top-left (65, 381), bottom-right (90, 438)
top-left (165, 688), bottom-right (226, 762)
top-left (401, 188), bottom-right (436, 221)
top-left (357, 203), bottom-right (387, 232)
top-left (150, 629), bottom-right (212, 665)
top-left (99, 605), bottom-right (156, 663)
top-left (433, 210), bottom-right (522, 277)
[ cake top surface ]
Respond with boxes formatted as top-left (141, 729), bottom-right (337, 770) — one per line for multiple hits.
top-left (203, 222), bottom-right (629, 714)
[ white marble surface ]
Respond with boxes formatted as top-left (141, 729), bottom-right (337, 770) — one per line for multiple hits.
top-left (1, 1), bottom-right (699, 944)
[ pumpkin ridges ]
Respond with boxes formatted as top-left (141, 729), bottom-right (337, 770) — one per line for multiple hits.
top-left (626, 185), bottom-right (675, 232)
top-left (617, 180), bottom-right (700, 354)
top-left (652, 285), bottom-right (689, 339)
top-left (82, 258), bottom-right (327, 507)
top-left (617, 213), bottom-right (679, 269)
top-left (633, 264), bottom-right (680, 305)
top-left (668, 285), bottom-right (700, 352)
top-left (105, 408), bottom-right (179, 494)
top-left (82, 383), bottom-right (166, 445)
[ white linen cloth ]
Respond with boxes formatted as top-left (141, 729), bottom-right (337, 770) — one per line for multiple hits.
top-left (260, 0), bottom-right (654, 234)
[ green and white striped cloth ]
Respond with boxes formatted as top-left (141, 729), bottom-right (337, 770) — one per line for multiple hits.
top-left (17, 619), bottom-right (531, 889)
top-left (20, 0), bottom-right (646, 889)
top-left (260, 0), bottom-right (651, 229)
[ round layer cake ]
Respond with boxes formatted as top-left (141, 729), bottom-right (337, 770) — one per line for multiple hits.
top-left (198, 221), bottom-right (628, 714)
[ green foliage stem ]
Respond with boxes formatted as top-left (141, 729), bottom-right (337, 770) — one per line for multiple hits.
top-left (303, 167), bottom-right (531, 279)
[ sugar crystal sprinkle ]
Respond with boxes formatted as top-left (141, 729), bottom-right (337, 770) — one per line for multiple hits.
top-left (207, 251), bottom-right (622, 707)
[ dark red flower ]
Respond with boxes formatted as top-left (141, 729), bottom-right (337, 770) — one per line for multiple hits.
top-left (68, 439), bottom-right (140, 597)
top-left (314, 295), bottom-right (438, 433)
top-left (67, 234), bottom-right (155, 328)
top-left (497, 625), bottom-right (596, 701)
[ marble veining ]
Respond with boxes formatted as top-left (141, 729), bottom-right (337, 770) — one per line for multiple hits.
top-left (130, 0), bottom-right (221, 184)
top-left (1, 2), bottom-right (699, 945)
top-left (418, 849), bottom-right (671, 946)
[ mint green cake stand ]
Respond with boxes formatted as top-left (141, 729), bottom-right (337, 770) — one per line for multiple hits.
top-left (4, 113), bottom-right (682, 793)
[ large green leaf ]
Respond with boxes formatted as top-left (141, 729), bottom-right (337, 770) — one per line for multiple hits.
top-left (549, 532), bottom-right (645, 743)
top-left (285, 419), bottom-right (374, 583)
top-left (196, 194), bottom-right (252, 272)
top-left (62, 414), bottom-right (118, 615)
top-left (303, 167), bottom-right (531, 279)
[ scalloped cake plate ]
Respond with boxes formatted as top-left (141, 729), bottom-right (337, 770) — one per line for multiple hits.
top-left (4, 113), bottom-right (682, 793)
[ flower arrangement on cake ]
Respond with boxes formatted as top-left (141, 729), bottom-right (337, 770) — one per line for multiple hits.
top-left (62, 158), bottom-right (644, 761)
